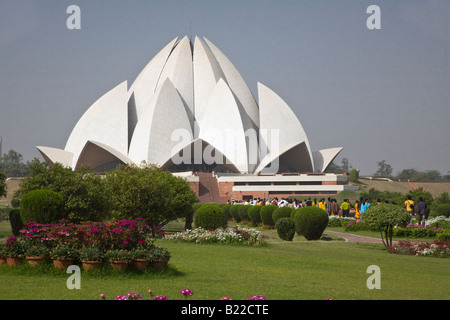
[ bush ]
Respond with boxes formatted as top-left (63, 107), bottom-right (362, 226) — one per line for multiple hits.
top-left (362, 204), bottom-right (410, 248)
top-left (230, 204), bottom-right (242, 222)
top-left (272, 207), bottom-right (293, 224)
top-left (238, 205), bottom-right (251, 222)
top-left (260, 205), bottom-right (277, 228)
top-left (247, 206), bottom-right (262, 226)
top-left (20, 189), bottom-right (65, 224)
top-left (219, 204), bottom-right (232, 220)
top-left (431, 203), bottom-right (450, 218)
top-left (345, 220), bottom-right (371, 232)
top-left (193, 204), bottom-right (227, 230)
top-left (275, 218), bottom-right (295, 241)
top-left (293, 206), bottom-right (328, 240)
top-left (9, 208), bottom-right (23, 237)
top-left (437, 230), bottom-right (450, 241)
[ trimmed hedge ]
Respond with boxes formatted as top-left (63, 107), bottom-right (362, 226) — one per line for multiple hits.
top-left (293, 206), bottom-right (329, 240)
top-left (260, 205), bottom-right (277, 228)
top-left (275, 217), bottom-right (295, 241)
top-left (272, 207), bottom-right (293, 224)
top-left (193, 203), bottom-right (227, 230)
top-left (248, 205), bottom-right (263, 226)
top-left (238, 205), bottom-right (251, 222)
top-left (20, 189), bottom-right (65, 224)
top-left (9, 208), bottom-right (23, 237)
top-left (230, 204), bottom-right (242, 222)
top-left (431, 203), bottom-right (450, 218)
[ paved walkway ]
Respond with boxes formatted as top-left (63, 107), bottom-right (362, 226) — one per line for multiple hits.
top-left (323, 230), bottom-right (395, 244)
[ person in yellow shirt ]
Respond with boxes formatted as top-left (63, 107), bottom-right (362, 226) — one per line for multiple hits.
top-left (318, 198), bottom-right (326, 211)
top-left (340, 199), bottom-right (350, 217)
top-left (404, 195), bottom-right (415, 224)
top-left (354, 200), bottom-right (361, 220)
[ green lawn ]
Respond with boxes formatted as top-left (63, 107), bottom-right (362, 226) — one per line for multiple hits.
top-left (0, 220), bottom-right (448, 300)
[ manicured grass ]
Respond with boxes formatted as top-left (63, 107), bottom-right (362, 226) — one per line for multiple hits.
top-left (1, 236), bottom-right (449, 300)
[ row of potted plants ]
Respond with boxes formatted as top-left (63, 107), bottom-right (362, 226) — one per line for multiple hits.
top-left (0, 238), bottom-right (171, 271)
top-left (0, 218), bottom-right (170, 271)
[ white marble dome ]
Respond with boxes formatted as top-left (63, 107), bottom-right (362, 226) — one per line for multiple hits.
top-left (37, 36), bottom-right (342, 174)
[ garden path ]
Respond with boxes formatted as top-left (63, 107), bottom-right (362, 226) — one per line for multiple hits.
top-left (323, 230), bottom-right (397, 244)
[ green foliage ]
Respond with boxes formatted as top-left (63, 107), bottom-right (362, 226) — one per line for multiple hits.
top-left (431, 203), bottom-right (450, 218)
top-left (9, 208), bottom-right (23, 237)
top-left (105, 164), bottom-right (197, 229)
top-left (345, 220), bottom-right (371, 232)
top-left (17, 160), bottom-right (110, 223)
top-left (260, 204), bottom-right (277, 227)
top-left (20, 189), bottom-right (65, 224)
top-left (404, 187), bottom-right (433, 216)
top-left (0, 169), bottom-right (6, 198)
top-left (293, 206), bottom-right (328, 240)
top-left (272, 206), bottom-right (293, 224)
top-left (193, 203), bottom-right (227, 230)
top-left (229, 204), bottom-right (242, 222)
top-left (359, 188), bottom-right (403, 205)
top-left (349, 168), bottom-right (359, 183)
top-left (220, 204), bottom-right (232, 220)
top-left (0, 150), bottom-right (30, 177)
top-left (362, 204), bottom-right (410, 248)
top-left (437, 230), bottom-right (450, 241)
top-left (237, 205), bottom-right (251, 222)
top-left (275, 217), bottom-right (295, 241)
top-left (247, 205), bottom-right (262, 226)
top-left (78, 245), bottom-right (104, 261)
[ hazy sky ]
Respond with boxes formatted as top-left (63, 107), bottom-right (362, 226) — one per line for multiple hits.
top-left (1, 0), bottom-right (449, 176)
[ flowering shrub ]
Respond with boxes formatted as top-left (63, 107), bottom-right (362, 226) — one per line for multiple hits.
top-left (344, 219), bottom-right (371, 232)
top-left (387, 240), bottom-right (450, 258)
top-left (327, 216), bottom-right (355, 228)
top-left (165, 226), bottom-right (266, 246)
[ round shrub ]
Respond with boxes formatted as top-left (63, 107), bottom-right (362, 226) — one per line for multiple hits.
top-left (293, 206), bottom-right (329, 240)
top-left (20, 189), bottom-right (65, 224)
top-left (230, 204), bottom-right (242, 222)
top-left (272, 206), bottom-right (293, 224)
top-left (238, 205), bottom-right (251, 222)
top-left (193, 204), bottom-right (227, 230)
top-left (248, 205), bottom-right (262, 226)
top-left (219, 203), bottom-right (232, 220)
top-left (275, 217), bottom-right (295, 241)
top-left (260, 204), bottom-right (277, 228)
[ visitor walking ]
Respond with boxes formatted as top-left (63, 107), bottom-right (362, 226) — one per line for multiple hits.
top-left (360, 199), bottom-right (370, 219)
top-left (326, 198), bottom-right (332, 216)
top-left (340, 199), bottom-right (350, 217)
top-left (331, 199), bottom-right (339, 217)
top-left (404, 196), bottom-right (415, 224)
top-left (416, 197), bottom-right (427, 226)
top-left (354, 200), bottom-right (361, 220)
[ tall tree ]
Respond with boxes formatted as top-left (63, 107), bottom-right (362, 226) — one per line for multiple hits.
top-left (374, 160), bottom-right (393, 178)
top-left (0, 150), bottom-right (30, 177)
top-left (0, 169), bottom-right (6, 198)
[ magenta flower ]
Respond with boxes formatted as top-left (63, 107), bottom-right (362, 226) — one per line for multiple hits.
top-left (180, 288), bottom-right (193, 297)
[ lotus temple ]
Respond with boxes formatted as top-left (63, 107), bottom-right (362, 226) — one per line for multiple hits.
top-left (37, 36), bottom-right (357, 202)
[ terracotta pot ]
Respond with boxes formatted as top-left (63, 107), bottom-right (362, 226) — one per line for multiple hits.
top-left (131, 259), bottom-right (150, 271)
top-left (26, 256), bottom-right (47, 267)
top-left (110, 261), bottom-right (128, 271)
top-left (6, 256), bottom-right (23, 266)
top-left (53, 258), bottom-right (75, 270)
top-left (151, 259), bottom-right (169, 271)
top-left (0, 257), bottom-right (6, 266)
top-left (82, 260), bottom-right (103, 270)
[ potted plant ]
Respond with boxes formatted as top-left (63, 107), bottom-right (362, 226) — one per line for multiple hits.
top-left (51, 243), bottom-right (77, 270)
top-left (25, 243), bottom-right (50, 267)
top-left (105, 249), bottom-right (131, 270)
top-left (130, 247), bottom-right (152, 271)
top-left (3, 237), bottom-right (26, 266)
top-left (149, 246), bottom-right (171, 270)
top-left (79, 245), bottom-right (104, 270)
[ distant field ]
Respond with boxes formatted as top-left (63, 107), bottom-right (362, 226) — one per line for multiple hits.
top-left (0, 178), bottom-right (22, 206)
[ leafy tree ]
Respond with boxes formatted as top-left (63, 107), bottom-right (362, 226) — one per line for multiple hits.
top-left (16, 159), bottom-right (110, 222)
top-left (362, 204), bottom-right (409, 248)
top-left (374, 160), bottom-right (393, 178)
top-left (104, 163), bottom-right (198, 234)
top-left (396, 168), bottom-right (418, 181)
top-left (349, 168), bottom-right (359, 183)
top-left (0, 169), bottom-right (6, 198)
top-left (0, 150), bottom-right (31, 177)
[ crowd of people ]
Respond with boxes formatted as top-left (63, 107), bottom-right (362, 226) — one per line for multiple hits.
top-left (228, 195), bottom-right (428, 224)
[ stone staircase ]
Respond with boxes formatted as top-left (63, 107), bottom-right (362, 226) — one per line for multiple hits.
top-left (195, 172), bottom-right (227, 203)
